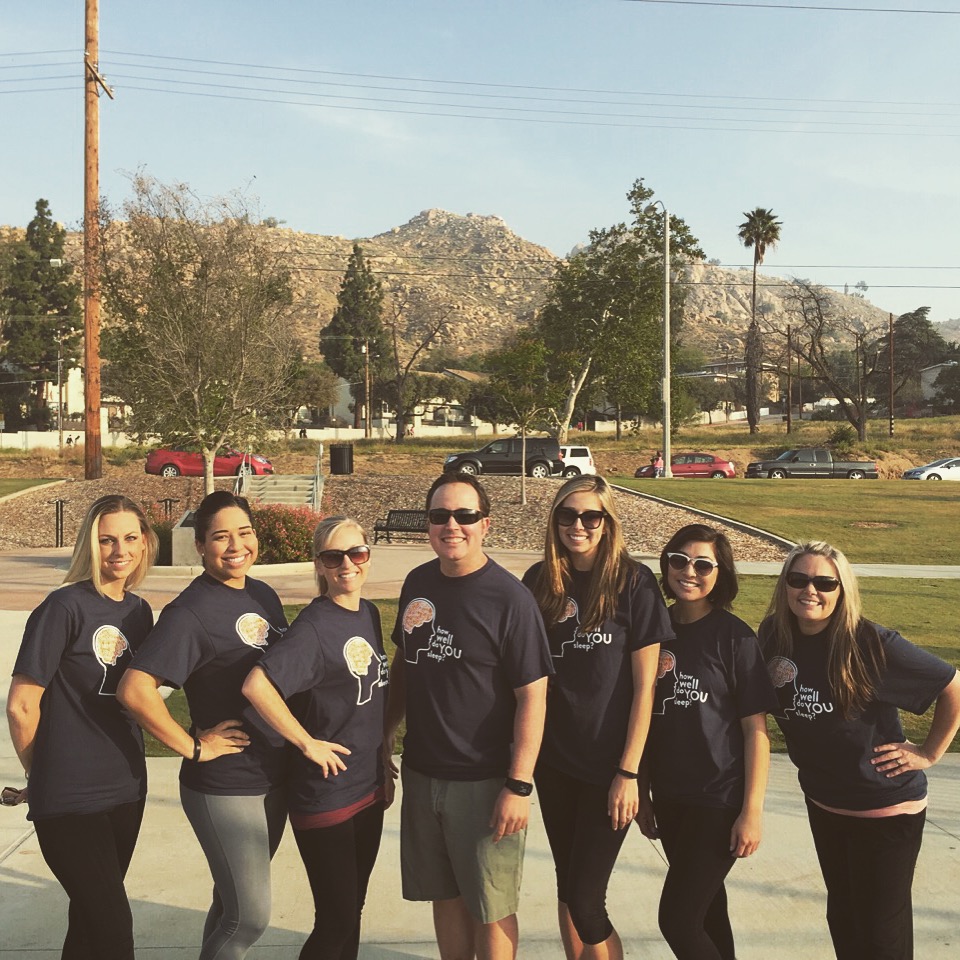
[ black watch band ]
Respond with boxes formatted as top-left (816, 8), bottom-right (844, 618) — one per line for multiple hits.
top-left (504, 777), bottom-right (533, 797)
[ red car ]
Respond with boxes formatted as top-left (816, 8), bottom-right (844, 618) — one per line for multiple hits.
top-left (145, 446), bottom-right (274, 478)
top-left (634, 452), bottom-right (735, 479)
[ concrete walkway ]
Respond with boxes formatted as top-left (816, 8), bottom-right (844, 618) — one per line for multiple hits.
top-left (1, 549), bottom-right (959, 957)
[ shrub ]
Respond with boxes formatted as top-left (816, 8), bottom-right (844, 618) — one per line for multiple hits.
top-left (252, 503), bottom-right (323, 564)
top-left (827, 423), bottom-right (857, 453)
top-left (146, 503), bottom-right (175, 566)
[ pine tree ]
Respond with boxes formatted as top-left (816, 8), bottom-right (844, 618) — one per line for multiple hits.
top-left (319, 244), bottom-right (390, 428)
top-left (0, 199), bottom-right (81, 427)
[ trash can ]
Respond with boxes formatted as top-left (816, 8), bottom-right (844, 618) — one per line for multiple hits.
top-left (330, 442), bottom-right (354, 475)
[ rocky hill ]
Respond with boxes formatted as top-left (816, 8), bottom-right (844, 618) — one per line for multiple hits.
top-left (3, 212), bottom-right (906, 363)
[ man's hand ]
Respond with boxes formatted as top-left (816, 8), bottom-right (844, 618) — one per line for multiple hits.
top-left (489, 788), bottom-right (529, 843)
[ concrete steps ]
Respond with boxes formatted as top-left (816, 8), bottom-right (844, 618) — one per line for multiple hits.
top-left (243, 474), bottom-right (322, 508)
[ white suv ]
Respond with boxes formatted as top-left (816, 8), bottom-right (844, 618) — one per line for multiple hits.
top-left (558, 445), bottom-right (597, 477)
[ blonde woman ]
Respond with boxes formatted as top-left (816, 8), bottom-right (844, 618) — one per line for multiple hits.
top-left (524, 475), bottom-right (672, 959)
top-left (243, 516), bottom-right (389, 960)
top-left (761, 541), bottom-right (960, 960)
top-left (7, 495), bottom-right (157, 960)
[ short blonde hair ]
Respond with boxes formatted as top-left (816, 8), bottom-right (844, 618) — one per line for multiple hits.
top-left (312, 516), bottom-right (368, 595)
top-left (64, 495), bottom-right (158, 597)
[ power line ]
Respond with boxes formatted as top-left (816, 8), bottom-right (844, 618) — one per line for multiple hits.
top-left (622, 0), bottom-right (960, 14)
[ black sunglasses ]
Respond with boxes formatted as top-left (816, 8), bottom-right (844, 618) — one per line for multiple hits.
top-left (555, 507), bottom-right (607, 530)
top-left (785, 572), bottom-right (841, 593)
top-left (666, 552), bottom-right (719, 576)
top-left (317, 545), bottom-right (371, 569)
top-left (427, 508), bottom-right (486, 526)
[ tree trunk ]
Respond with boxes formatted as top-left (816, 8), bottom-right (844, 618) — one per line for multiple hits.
top-left (555, 357), bottom-right (593, 443)
top-left (746, 319), bottom-right (762, 434)
top-left (519, 428), bottom-right (527, 505)
top-left (615, 403), bottom-right (622, 441)
top-left (202, 448), bottom-right (216, 496)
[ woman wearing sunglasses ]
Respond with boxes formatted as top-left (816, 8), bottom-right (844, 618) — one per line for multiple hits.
top-left (523, 475), bottom-right (672, 960)
top-left (7, 495), bottom-right (157, 960)
top-left (242, 516), bottom-right (389, 960)
top-left (118, 492), bottom-right (288, 960)
top-left (761, 541), bottom-right (960, 960)
top-left (639, 523), bottom-right (777, 960)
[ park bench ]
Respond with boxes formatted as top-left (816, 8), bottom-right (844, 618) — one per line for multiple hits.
top-left (373, 509), bottom-right (429, 544)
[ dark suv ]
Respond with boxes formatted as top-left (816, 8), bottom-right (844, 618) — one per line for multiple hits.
top-left (443, 437), bottom-right (563, 478)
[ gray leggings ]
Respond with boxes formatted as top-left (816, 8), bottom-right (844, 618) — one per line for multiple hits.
top-left (180, 785), bottom-right (287, 960)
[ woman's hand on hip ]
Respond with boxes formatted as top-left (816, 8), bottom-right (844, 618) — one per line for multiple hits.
top-left (197, 719), bottom-right (250, 761)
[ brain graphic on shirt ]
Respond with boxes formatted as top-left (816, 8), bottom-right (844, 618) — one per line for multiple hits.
top-left (343, 637), bottom-right (375, 677)
top-left (236, 613), bottom-right (270, 648)
top-left (657, 650), bottom-right (677, 680)
top-left (558, 598), bottom-right (578, 624)
top-left (92, 626), bottom-right (129, 666)
top-left (768, 656), bottom-right (798, 688)
top-left (402, 599), bottom-right (435, 634)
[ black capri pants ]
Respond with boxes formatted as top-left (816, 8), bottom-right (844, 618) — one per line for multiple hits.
top-left (535, 761), bottom-right (631, 946)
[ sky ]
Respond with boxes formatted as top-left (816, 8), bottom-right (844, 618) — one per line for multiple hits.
top-left (2, 0), bottom-right (959, 323)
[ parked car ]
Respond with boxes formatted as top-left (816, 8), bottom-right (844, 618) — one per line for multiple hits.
top-left (745, 448), bottom-right (877, 480)
top-left (443, 437), bottom-right (562, 478)
top-left (901, 457), bottom-right (960, 480)
top-left (145, 445), bottom-right (274, 478)
top-left (558, 445), bottom-right (597, 477)
top-left (634, 452), bottom-right (735, 479)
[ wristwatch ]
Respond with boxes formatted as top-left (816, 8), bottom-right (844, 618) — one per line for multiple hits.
top-left (504, 777), bottom-right (533, 797)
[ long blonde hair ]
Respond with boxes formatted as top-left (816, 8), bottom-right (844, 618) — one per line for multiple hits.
top-left (763, 541), bottom-right (884, 718)
top-left (312, 515), bottom-right (368, 595)
top-left (63, 495), bottom-right (158, 597)
top-left (530, 475), bottom-right (636, 632)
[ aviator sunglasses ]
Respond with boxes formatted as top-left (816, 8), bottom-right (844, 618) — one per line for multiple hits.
top-left (317, 545), bottom-right (371, 569)
top-left (666, 552), bottom-right (719, 576)
top-left (427, 508), bottom-right (487, 526)
top-left (785, 572), bottom-right (841, 593)
top-left (555, 507), bottom-right (607, 530)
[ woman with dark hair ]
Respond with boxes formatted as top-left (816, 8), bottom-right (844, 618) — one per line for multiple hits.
top-left (524, 475), bottom-right (672, 960)
top-left (7, 495), bottom-right (158, 960)
top-left (118, 491), bottom-right (288, 960)
top-left (761, 541), bottom-right (960, 960)
top-left (638, 522), bottom-right (777, 960)
top-left (242, 516), bottom-right (389, 960)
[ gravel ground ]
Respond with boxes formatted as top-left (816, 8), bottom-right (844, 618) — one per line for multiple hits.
top-left (0, 473), bottom-right (790, 561)
top-left (322, 475), bottom-right (790, 560)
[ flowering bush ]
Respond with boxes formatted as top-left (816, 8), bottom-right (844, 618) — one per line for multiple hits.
top-left (252, 503), bottom-right (323, 564)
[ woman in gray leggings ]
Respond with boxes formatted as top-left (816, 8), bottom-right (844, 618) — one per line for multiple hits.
top-left (119, 492), bottom-right (289, 958)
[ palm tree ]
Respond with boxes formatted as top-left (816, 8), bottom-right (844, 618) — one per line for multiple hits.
top-left (738, 208), bottom-right (782, 433)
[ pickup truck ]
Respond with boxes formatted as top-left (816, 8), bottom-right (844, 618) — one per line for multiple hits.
top-left (745, 448), bottom-right (878, 480)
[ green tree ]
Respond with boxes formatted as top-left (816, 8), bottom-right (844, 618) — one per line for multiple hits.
top-left (738, 207), bottom-right (782, 434)
top-left (681, 377), bottom-right (731, 425)
top-left (319, 244), bottom-right (391, 429)
top-left (870, 307), bottom-right (959, 406)
top-left (482, 335), bottom-right (564, 504)
top-left (932, 363), bottom-right (960, 412)
top-left (289, 360), bottom-right (340, 425)
top-left (537, 178), bottom-right (703, 441)
top-left (0, 199), bottom-right (81, 427)
top-left (100, 175), bottom-right (303, 493)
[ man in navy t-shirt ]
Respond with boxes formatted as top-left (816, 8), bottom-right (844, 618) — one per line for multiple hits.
top-left (385, 473), bottom-right (552, 960)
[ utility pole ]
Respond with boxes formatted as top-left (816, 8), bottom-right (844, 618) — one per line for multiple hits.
top-left (362, 339), bottom-right (372, 439)
top-left (83, 0), bottom-right (113, 479)
top-left (785, 324), bottom-right (792, 434)
top-left (889, 312), bottom-right (895, 436)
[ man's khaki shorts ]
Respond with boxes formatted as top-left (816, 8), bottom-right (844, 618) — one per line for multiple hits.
top-left (400, 765), bottom-right (526, 923)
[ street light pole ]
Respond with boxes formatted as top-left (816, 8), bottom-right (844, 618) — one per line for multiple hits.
top-left (645, 202), bottom-right (672, 478)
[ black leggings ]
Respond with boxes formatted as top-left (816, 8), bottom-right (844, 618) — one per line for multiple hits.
top-left (806, 798), bottom-right (925, 960)
top-left (535, 762), bottom-right (631, 946)
top-left (653, 800), bottom-right (738, 960)
top-left (292, 801), bottom-right (385, 960)
top-left (33, 797), bottom-right (145, 960)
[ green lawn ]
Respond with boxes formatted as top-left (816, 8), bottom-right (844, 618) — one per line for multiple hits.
top-left (146, 590), bottom-right (957, 757)
top-left (615, 477), bottom-right (960, 565)
top-left (0, 478), bottom-right (55, 497)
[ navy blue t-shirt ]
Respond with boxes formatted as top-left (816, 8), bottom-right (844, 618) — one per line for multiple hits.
top-left (648, 607), bottom-right (778, 809)
top-left (760, 618), bottom-right (956, 810)
top-left (131, 573), bottom-right (288, 796)
top-left (522, 561), bottom-right (673, 785)
top-left (13, 581), bottom-right (154, 820)
top-left (393, 557), bottom-right (553, 780)
top-left (258, 596), bottom-right (388, 815)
